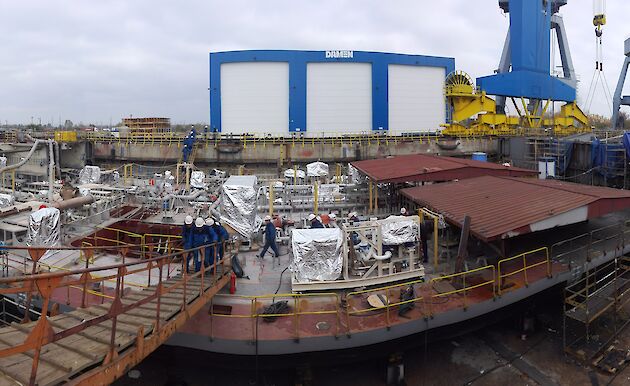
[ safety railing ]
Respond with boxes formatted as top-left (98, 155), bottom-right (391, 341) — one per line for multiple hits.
top-left (0, 241), bottom-right (231, 386)
top-left (498, 247), bottom-right (551, 294)
top-left (430, 265), bottom-right (496, 310)
top-left (551, 221), bottom-right (629, 267)
top-left (346, 278), bottom-right (427, 333)
top-left (210, 292), bottom-right (340, 342)
top-left (589, 222), bottom-right (625, 260)
top-left (143, 233), bottom-right (183, 256)
top-left (82, 226), bottom-right (168, 260)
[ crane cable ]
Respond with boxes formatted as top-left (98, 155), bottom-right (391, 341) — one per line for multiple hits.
top-left (585, 0), bottom-right (614, 115)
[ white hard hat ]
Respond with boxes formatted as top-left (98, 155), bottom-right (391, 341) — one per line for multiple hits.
top-left (307, 213), bottom-right (316, 221)
top-left (184, 215), bottom-right (193, 225)
top-left (348, 212), bottom-right (357, 218)
top-left (195, 217), bottom-right (205, 227)
top-left (401, 208), bottom-right (407, 214)
top-left (264, 215), bottom-right (271, 221)
top-left (206, 218), bottom-right (215, 226)
top-left (329, 213), bottom-right (337, 220)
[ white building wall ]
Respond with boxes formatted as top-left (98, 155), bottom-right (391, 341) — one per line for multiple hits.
top-left (388, 65), bottom-right (446, 134)
top-left (306, 63), bottom-right (372, 136)
top-left (220, 62), bottom-right (289, 135)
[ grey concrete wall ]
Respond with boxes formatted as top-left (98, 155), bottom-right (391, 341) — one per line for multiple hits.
top-left (91, 138), bottom-right (499, 168)
top-left (59, 141), bottom-right (89, 169)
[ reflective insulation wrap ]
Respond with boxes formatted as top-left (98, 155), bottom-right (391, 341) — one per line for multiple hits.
top-left (318, 184), bottom-right (341, 203)
top-left (190, 171), bottom-right (206, 189)
top-left (348, 164), bottom-right (364, 184)
top-left (78, 188), bottom-right (91, 197)
top-left (379, 215), bottom-right (419, 245)
top-left (221, 175), bottom-right (258, 238)
top-left (0, 156), bottom-right (6, 168)
top-left (307, 162), bottom-right (329, 177)
top-left (212, 169), bottom-right (226, 178)
top-left (78, 165), bottom-right (101, 184)
top-left (284, 169), bottom-right (306, 179)
top-left (26, 207), bottom-right (60, 248)
top-left (0, 193), bottom-right (14, 208)
top-left (291, 228), bottom-right (343, 282)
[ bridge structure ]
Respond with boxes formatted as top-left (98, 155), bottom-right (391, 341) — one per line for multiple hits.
top-left (0, 242), bottom-right (231, 386)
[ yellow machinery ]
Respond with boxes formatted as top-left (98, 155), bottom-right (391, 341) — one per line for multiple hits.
top-left (54, 131), bottom-right (78, 142)
top-left (442, 71), bottom-right (591, 137)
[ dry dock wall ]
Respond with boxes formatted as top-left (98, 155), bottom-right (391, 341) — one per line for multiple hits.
top-left (91, 138), bottom-right (498, 167)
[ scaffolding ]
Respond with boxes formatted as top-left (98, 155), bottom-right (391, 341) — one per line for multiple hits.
top-left (525, 134), bottom-right (628, 189)
top-left (563, 255), bottom-right (630, 363)
top-left (594, 134), bottom-right (628, 189)
top-left (524, 136), bottom-right (571, 178)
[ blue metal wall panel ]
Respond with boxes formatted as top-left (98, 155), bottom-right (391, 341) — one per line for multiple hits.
top-left (209, 50), bottom-right (455, 133)
top-left (476, 0), bottom-right (575, 102)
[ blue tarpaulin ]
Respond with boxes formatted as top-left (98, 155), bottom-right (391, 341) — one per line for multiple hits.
top-left (551, 140), bottom-right (573, 174)
top-left (623, 132), bottom-right (630, 159)
top-left (592, 138), bottom-right (626, 178)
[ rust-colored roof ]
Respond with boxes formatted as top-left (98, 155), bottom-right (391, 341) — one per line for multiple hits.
top-left (351, 154), bottom-right (538, 183)
top-left (401, 176), bottom-right (630, 242)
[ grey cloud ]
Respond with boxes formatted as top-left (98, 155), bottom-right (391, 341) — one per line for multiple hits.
top-left (0, 0), bottom-right (628, 124)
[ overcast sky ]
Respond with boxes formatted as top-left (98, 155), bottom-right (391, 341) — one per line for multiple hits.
top-left (0, 0), bottom-right (629, 125)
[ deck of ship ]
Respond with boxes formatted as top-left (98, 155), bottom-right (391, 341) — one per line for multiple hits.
top-left (169, 209), bottom-right (630, 355)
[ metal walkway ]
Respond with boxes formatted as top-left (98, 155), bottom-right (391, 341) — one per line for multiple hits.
top-left (0, 244), bottom-right (230, 386)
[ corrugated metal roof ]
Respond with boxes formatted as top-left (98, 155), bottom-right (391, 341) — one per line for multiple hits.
top-left (401, 176), bottom-right (630, 241)
top-left (351, 154), bottom-right (538, 183)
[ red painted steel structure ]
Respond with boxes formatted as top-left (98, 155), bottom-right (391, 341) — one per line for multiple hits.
top-left (351, 154), bottom-right (538, 183)
top-left (402, 176), bottom-right (630, 241)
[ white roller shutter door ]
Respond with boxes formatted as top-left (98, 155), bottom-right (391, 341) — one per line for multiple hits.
top-left (220, 62), bottom-right (289, 135)
top-left (306, 63), bottom-right (372, 135)
top-left (388, 65), bottom-right (445, 133)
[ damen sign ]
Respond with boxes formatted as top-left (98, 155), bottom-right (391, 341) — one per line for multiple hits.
top-left (325, 50), bottom-right (354, 59)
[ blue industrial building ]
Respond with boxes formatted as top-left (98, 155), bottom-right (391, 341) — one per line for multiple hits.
top-left (209, 50), bottom-right (455, 136)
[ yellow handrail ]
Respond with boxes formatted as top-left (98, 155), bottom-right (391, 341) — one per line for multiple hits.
top-left (430, 265), bottom-right (496, 311)
top-left (210, 292), bottom-right (340, 341)
top-left (346, 278), bottom-right (427, 331)
top-left (498, 247), bottom-right (550, 294)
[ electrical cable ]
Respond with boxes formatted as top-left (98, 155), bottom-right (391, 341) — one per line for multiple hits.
top-left (275, 266), bottom-right (289, 296)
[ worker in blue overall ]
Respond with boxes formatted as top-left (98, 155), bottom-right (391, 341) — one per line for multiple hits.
top-left (182, 126), bottom-right (197, 163)
top-left (308, 213), bottom-right (324, 229)
top-left (204, 218), bottom-right (218, 269)
top-left (258, 215), bottom-right (280, 259)
top-left (181, 215), bottom-right (194, 273)
top-left (190, 217), bottom-right (207, 272)
top-left (212, 218), bottom-right (230, 260)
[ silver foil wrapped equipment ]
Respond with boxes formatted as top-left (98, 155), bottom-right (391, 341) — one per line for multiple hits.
top-left (306, 161), bottom-right (329, 177)
top-left (284, 168), bottom-right (306, 179)
top-left (26, 207), bottom-right (61, 248)
top-left (379, 215), bottom-right (419, 245)
top-left (0, 193), bottom-right (14, 208)
top-left (78, 166), bottom-right (101, 184)
top-left (291, 228), bottom-right (343, 282)
top-left (221, 175), bottom-right (258, 238)
top-left (190, 171), bottom-right (206, 189)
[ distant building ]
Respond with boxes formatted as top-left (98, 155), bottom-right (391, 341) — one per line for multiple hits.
top-left (209, 50), bottom-right (455, 137)
top-left (122, 117), bottom-right (171, 137)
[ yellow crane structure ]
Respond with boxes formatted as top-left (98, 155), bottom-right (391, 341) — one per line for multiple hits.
top-left (441, 72), bottom-right (590, 137)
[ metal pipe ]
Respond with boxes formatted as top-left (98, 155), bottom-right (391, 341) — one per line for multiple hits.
top-left (144, 189), bottom-right (204, 202)
top-left (257, 202), bottom-right (358, 210)
top-left (54, 142), bottom-right (62, 180)
top-left (48, 141), bottom-right (55, 204)
top-left (0, 139), bottom-right (46, 174)
top-left (52, 195), bottom-right (94, 210)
